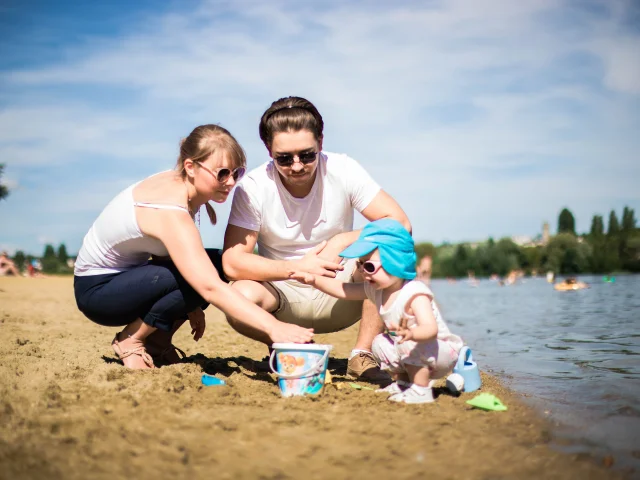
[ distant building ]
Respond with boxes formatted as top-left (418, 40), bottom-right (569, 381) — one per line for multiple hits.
top-left (542, 222), bottom-right (550, 245)
top-left (511, 235), bottom-right (534, 246)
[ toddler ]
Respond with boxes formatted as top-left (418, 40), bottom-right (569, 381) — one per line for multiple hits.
top-left (292, 219), bottom-right (463, 404)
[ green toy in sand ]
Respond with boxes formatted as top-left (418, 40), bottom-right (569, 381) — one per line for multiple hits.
top-left (466, 393), bottom-right (507, 411)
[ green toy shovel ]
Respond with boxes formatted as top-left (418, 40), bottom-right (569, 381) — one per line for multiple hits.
top-left (466, 393), bottom-right (508, 411)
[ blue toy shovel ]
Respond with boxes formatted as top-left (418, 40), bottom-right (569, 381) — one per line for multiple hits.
top-left (201, 374), bottom-right (226, 386)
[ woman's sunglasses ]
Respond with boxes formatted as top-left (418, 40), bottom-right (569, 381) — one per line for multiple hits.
top-left (273, 151), bottom-right (318, 167)
top-left (196, 161), bottom-right (246, 183)
top-left (356, 260), bottom-right (383, 275)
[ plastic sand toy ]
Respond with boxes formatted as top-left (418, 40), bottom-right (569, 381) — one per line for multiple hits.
top-left (201, 374), bottom-right (226, 386)
top-left (269, 343), bottom-right (332, 397)
top-left (466, 393), bottom-right (507, 411)
top-left (453, 346), bottom-right (482, 392)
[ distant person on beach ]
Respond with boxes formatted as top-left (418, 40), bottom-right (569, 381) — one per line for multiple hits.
top-left (26, 260), bottom-right (47, 278)
top-left (416, 255), bottom-right (432, 285)
top-left (291, 219), bottom-right (464, 403)
top-left (74, 125), bottom-right (313, 370)
top-left (222, 96), bottom-right (411, 381)
top-left (0, 251), bottom-right (20, 276)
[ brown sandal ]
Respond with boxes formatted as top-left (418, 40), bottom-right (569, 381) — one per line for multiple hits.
top-left (145, 321), bottom-right (187, 366)
top-left (151, 344), bottom-right (186, 366)
top-left (111, 334), bottom-right (155, 369)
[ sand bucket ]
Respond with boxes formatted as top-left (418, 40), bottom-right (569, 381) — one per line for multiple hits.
top-left (269, 343), bottom-right (333, 397)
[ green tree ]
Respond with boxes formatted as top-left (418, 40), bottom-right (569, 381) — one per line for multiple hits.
top-left (589, 215), bottom-right (604, 237)
top-left (57, 243), bottom-right (69, 265)
top-left (557, 208), bottom-right (576, 235)
top-left (451, 244), bottom-right (471, 277)
top-left (494, 238), bottom-right (523, 276)
top-left (620, 207), bottom-right (638, 270)
top-left (0, 164), bottom-right (9, 200)
top-left (414, 242), bottom-right (435, 261)
top-left (522, 246), bottom-right (543, 274)
top-left (41, 244), bottom-right (60, 274)
top-left (607, 210), bottom-right (620, 236)
top-left (621, 206), bottom-right (636, 232)
top-left (543, 233), bottom-right (591, 274)
top-left (12, 250), bottom-right (25, 272)
top-left (621, 234), bottom-right (640, 272)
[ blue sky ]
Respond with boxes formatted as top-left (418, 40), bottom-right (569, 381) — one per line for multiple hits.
top-left (1, 0), bottom-right (639, 255)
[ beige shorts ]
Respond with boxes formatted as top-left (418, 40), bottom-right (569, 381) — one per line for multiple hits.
top-left (266, 258), bottom-right (363, 333)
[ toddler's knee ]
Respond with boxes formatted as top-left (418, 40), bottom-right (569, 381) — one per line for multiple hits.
top-left (372, 333), bottom-right (400, 368)
top-left (371, 333), bottom-right (386, 354)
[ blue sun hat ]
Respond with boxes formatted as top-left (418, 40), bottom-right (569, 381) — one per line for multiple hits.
top-left (339, 219), bottom-right (416, 279)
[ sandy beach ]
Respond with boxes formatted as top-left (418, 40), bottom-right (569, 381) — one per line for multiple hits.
top-left (0, 276), bottom-right (623, 480)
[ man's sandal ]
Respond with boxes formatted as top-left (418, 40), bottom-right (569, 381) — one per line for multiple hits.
top-left (111, 334), bottom-right (155, 369)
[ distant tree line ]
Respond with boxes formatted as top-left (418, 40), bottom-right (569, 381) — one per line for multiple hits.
top-left (6, 207), bottom-right (639, 278)
top-left (3, 164), bottom-right (73, 275)
top-left (11, 244), bottom-right (74, 275)
top-left (415, 206), bottom-right (639, 278)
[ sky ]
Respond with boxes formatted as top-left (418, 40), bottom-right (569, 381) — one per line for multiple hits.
top-left (0, 0), bottom-right (639, 255)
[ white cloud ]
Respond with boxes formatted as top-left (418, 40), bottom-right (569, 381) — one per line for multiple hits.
top-left (0, 0), bottom-right (638, 253)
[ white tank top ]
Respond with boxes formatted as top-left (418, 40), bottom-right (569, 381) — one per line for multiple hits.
top-left (74, 182), bottom-right (189, 276)
top-left (364, 280), bottom-right (464, 349)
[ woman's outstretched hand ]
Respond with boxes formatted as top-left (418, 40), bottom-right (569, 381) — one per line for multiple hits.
top-left (188, 307), bottom-right (206, 342)
top-left (267, 321), bottom-right (314, 344)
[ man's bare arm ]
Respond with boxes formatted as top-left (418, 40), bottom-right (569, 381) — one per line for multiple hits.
top-left (222, 224), bottom-right (344, 282)
top-left (361, 190), bottom-right (412, 233)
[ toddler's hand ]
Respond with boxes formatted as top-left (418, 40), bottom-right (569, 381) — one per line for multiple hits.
top-left (388, 318), bottom-right (413, 344)
top-left (289, 271), bottom-right (316, 285)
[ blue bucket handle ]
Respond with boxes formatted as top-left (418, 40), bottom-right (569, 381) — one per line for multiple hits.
top-left (456, 346), bottom-right (474, 370)
top-left (269, 348), bottom-right (330, 380)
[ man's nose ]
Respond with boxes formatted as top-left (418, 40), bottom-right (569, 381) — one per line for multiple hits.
top-left (291, 159), bottom-right (304, 172)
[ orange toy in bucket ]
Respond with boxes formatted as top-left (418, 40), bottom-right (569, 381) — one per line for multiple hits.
top-left (269, 343), bottom-right (333, 397)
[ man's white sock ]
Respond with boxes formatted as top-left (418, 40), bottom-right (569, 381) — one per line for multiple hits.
top-left (349, 349), bottom-right (371, 360)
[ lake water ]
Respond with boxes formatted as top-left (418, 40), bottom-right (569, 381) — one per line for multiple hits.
top-left (431, 274), bottom-right (640, 473)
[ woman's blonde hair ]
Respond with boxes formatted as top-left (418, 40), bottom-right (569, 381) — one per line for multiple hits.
top-left (176, 124), bottom-right (246, 225)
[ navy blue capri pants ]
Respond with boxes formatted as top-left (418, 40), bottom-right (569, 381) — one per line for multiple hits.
top-left (74, 249), bottom-right (227, 332)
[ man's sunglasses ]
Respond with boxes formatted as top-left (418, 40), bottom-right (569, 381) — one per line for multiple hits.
top-left (356, 260), bottom-right (383, 275)
top-left (273, 151), bottom-right (318, 167)
top-left (196, 161), bottom-right (246, 183)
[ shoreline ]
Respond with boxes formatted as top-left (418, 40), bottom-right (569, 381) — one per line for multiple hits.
top-left (0, 277), bottom-right (624, 479)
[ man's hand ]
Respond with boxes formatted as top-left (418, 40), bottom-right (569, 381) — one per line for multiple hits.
top-left (293, 241), bottom-right (344, 278)
top-left (188, 308), bottom-right (206, 342)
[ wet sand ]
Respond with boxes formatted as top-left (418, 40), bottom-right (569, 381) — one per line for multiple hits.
top-left (0, 277), bottom-right (623, 479)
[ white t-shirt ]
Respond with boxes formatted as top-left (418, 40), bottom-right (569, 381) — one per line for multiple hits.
top-left (228, 151), bottom-right (380, 261)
